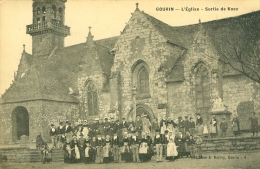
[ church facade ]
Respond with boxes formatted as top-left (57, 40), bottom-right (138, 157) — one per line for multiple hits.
top-left (0, 0), bottom-right (259, 143)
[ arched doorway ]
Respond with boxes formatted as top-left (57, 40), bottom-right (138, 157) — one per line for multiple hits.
top-left (12, 106), bottom-right (29, 141)
top-left (136, 104), bottom-right (155, 134)
top-left (136, 106), bottom-right (153, 121)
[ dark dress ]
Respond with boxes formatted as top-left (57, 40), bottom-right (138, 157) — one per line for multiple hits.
top-left (146, 136), bottom-right (153, 160)
top-left (63, 142), bottom-right (71, 163)
top-left (70, 140), bottom-right (80, 163)
top-left (121, 137), bottom-right (132, 162)
top-left (89, 139), bottom-right (97, 163)
top-left (84, 139), bottom-right (91, 164)
top-left (103, 139), bottom-right (113, 163)
top-left (175, 135), bottom-right (186, 157)
top-left (139, 137), bottom-right (149, 162)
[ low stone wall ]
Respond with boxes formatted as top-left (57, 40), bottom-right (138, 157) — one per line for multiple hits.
top-left (201, 136), bottom-right (260, 152)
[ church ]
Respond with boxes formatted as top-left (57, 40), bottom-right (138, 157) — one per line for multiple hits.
top-left (0, 0), bottom-right (259, 143)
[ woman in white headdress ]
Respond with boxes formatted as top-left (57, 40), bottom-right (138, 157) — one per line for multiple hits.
top-left (166, 131), bottom-right (178, 161)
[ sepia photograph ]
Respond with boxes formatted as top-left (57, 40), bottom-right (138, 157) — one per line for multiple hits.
top-left (0, 0), bottom-right (259, 168)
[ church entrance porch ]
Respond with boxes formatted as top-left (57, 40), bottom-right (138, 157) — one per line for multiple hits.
top-left (12, 106), bottom-right (29, 142)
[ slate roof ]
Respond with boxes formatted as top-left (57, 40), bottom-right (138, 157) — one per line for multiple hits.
top-left (145, 10), bottom-right (260, 81)
top-left (143, 12), bottom-right (197, 49)
top-left (1, 37), bottom-right (118, 104)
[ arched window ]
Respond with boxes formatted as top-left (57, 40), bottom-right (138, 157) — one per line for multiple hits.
top-left (195, 63), bottom-right (210, 111)
top-left (37, 8), bottom-right (41, 15)
top-left (42, 6), bottom-right (46, 14)
top-left (52, 5), bottom-right (57, 19)
top-left (87, 82), bottom-right (98, 116)
top-left (58, 8), bottom-right (63, 24)
top-left (138, 66), bottom-right (149, 94)
top-left (132, 60), bottom-right (150, 98)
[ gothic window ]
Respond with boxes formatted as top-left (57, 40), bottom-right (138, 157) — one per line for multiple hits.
top-left (42, 6), bottom-right (46, 14)
top-left (37, 17), bottom-right (40, 23)
top-left (52, 5), bottom-right (57, 19)
top-left (42, 16), bottom-right (46, 22)
top-left (195, 63), bottom-right (210, 111)
top-left (58, 8), bottom-right (63, 24)
top-left (87, 82), bottom-right (98, 116)
top-left (37, 8), bottom-right (40, 15)
top-left (138, 66), bottom-right (149, 94)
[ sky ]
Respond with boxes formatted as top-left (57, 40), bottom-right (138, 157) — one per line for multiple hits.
top-left (0, 0), bottom-right (259, 95)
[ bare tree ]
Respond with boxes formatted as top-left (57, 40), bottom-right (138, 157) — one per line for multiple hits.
top-left (210, 14), bottom-right (260, 83)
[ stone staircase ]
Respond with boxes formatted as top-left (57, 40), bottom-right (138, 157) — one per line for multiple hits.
top-left (0, 147), bottom-right (63, 163)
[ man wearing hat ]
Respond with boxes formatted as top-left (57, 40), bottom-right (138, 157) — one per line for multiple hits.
top-left (104, 117), bottom-right (111, 135)
top-left (249, 112), bottom-right (258, 137)
top-left (96, 132), bottom-right (104, 164)
top-left (128, 118), bottom-right (135, 132)
top-left (120, 117), bottom-right (128, 136)
top-left (131, 131), bottom-right (140, 163)
top-left (78, 132), bottom-right (86, 162)
top-left (98, 118), bottom-right (105, 136)
top-left (111, 132), bottom-right (120, 163)
top-left (160, 116), bottom-right (167, 135)
top-left (178, 116), bottom-right (185, 135)
top-left (189, 117), bottom-right (196, 136)
top-left (153, 129), bottom-right (163, 162)
top-left (220, 118), bottom-right (228, 137)
top-left (56, 122), bottom-right (64, 148)
top-left (91, 118), bottom-right (99, 137)
top-left (109, 117), bottom-right (117, 136)
top-left (183, 116), bottom-right (190, 135)
top-left (50, 124), bottom-right (57, 148)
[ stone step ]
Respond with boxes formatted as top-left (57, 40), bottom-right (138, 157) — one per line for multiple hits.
top-left (1, 148), bottom-right (64, 163)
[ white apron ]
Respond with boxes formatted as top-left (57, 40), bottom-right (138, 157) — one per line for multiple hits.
top-left (167, 142), bottom-right (178, 157)
top-left (85, 147), bottom-right (90, 157)
top-left (139, 142), bottom-right (148, 154)
top-left (103, 143), bottom-right (110, 157)
top-left (75, 145), bottom-right (80, 159)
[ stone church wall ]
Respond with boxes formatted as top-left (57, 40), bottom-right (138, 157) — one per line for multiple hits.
top-left (166, 82), bottom-right (195, 120)
top-left (223, 75), bottom-right (260, 130)
top-left (0, 101), bottom-right (42, 144)
top-left (78, 74), bottom-right (110, 120)
top-left (111, 10), bottom-right (181, 121)
top-left (0, 100), bottom-right (78, 144)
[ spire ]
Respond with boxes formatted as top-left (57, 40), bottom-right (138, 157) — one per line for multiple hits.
top-left (198, 18), bottom-right (201, 23)
top-left (86, 26), bottom-right (94, 47)
top-left (23, 44), bottom-right (25, 52)
top-left (135, 3), bottom-right (139, 11)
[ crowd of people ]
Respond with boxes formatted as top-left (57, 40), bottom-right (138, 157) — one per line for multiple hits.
top-left (35, 112), bottom-right (258, 164)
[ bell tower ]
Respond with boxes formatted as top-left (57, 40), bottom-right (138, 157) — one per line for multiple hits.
top-left (26, 0), bottom-right (70, 57)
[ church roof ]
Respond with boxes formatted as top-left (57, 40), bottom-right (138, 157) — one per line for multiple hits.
top-left (1, 37), bottom-right (118, 104)
top-left (143, 12), bottom-right (197, 49)
top-left (158, 10), bottom-right (260, 81)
